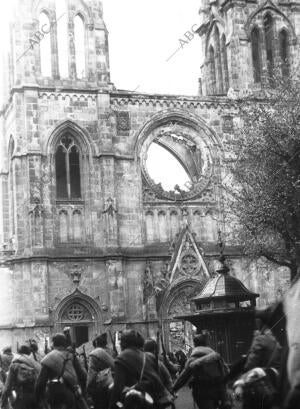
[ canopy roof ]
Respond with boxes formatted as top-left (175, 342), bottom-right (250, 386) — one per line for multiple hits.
top-left (192, 266), bottom-right (259, 304)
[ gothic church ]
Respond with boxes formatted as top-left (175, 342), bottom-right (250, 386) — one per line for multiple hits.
top-left (0, 0), bottom-right (298, 351)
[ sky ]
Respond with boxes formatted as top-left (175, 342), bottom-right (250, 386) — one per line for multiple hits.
top-left (102, 0), bottom-right (202, 95)
top-left (0, 0), bottom-right (202, 96)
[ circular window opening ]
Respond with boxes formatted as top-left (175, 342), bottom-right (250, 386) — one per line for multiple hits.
top-left (146, 142), bottom-right (192, 192)
top-left (67, 303), bottom-right (85, 321)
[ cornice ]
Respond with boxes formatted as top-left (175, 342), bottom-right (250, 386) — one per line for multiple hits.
top-left (110, 91), bottom-right (236, 110)
top-left (4, 244), bottom-right (245, 264)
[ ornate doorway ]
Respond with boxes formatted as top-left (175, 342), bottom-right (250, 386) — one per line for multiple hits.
top-left (54, 289), bottom-right (102, 347)
top-left (161, 279), bottom-right (204, 353)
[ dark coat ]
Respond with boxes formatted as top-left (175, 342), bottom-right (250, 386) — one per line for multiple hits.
top-left (244, 326), bottom-right (281, 372)
top-left (173, 346), bottom-right (225, 401)
top-left (109, 348), bottom-right (172, 409)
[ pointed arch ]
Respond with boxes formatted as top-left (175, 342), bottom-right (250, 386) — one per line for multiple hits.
top-left (279, 29), bottom-right (290, 77)
top-left (54, 288), bottom-right (103, 325)
top-left (245, 1), bottom-right (297, 42)
top-left (264, 13), bottom-right (274, 79)
top-left (170, 210), bottom-right (179, 239)
top-left (45, 120), bottom-right (95, 157)
top-left (221, 34), bottom-right (229, 92)
top-left (251, 27), bottom-right (262, 83)
top-left (213, 26), bottom-right (223, 94)
top-left (8, 135), bottom-right (16, 237)
top-left (55, 136), bottom-right (81, 199)
top-left (208, 45), bottom-right (217, 95)
top-left (158, 211), bottom-right (168, 242)
top-left (145, 210), bottom-right (155, 242)
top-left (55, 0), bottom-right (69, 78)
top-left (46, 120), bottom-right (94, 202)
top-left (74, 14), bottom-right (86, 78)
top-left (39, 11), bottom-right (52, 76)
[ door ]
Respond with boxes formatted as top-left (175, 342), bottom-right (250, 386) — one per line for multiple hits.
top-left (73, 325), bottom-right (89, 347)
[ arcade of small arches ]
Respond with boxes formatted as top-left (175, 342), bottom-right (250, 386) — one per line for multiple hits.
top-left (250, 12), bottom-right (291, 82)
top-left (206, 26), bottom-right (229, 96)
top-left (205, 7), bottom-right (295, 95)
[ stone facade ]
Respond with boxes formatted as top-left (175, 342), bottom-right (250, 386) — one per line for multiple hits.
top-left (0, 0), bottom-right (298, 352)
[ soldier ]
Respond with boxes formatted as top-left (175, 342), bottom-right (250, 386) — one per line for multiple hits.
top-left (35, 333), bottom-right (88, 409)
top-left (1, 343), bottom-right (41, 409)
top-left (0, 347), bottom-right (14, 384)
top-left (143, 339), bottom-right (173, 394)
top-left (28, 340), bottom-right (42, 363)
top-left (109, 330), bottom-right (174, 409)
top-left (86, 334), bottom-right (115, 409)
top-left (173, 334), bottom-right (228, 409)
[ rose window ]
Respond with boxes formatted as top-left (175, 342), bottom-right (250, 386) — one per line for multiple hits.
top-left (67, 303), bottom-right (84, 321)
top-left (181, 254), bottom-right (198, 276)
top-left (141, 122), bottom-right (213, 201)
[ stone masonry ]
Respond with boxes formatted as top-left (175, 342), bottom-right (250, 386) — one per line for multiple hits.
top-left (0, 0), bottom-right (299, 352)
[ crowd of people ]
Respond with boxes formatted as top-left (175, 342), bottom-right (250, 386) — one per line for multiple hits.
top-left (0, 316), bottom-right (297, 409)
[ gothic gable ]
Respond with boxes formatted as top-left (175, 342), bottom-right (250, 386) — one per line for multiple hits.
top-left (169, 224), bottom-right (211, 283)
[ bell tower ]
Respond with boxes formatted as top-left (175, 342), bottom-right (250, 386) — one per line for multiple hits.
top-left (6, 0), bottom-right (110, 93)
top-left (197, 0), bottom-right (300, 96)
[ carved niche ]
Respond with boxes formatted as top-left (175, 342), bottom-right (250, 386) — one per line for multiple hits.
top-left (106, 260), bottom-right (126, 319)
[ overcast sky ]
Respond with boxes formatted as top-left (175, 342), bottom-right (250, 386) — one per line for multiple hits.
top-left (0, 0), bottom-right (202, 96)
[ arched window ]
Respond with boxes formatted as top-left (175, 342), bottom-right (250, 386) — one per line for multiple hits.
top-left (251, 27), bottom-right (262, 83)
top-left (221, 34), bottom-right (229, 92)
top-left (74, 15), bottom-right (86, 79)
top-left (158, 211), bottom-right (168, 242)
top-left (8, 136), bottom-right (16, 237)
top-left (72, 210), bottom-right (82, 241)
top-left (145, 211), bottom-right (155, 242)
top-left (203, 211), bottom-right (217, 242)
top-left (39, 12), bottom-right (52, 77)
top-left (279, 29), bottom-right (289, 77)
top-left (264, 13), bottom-right (274, 79)
top-left (214, 26), bottom-right (223, 94)
top-left (59, 210), bottom-right (68, 242)
top-left (208, 45), bottom-right (216, 95)
top-left (55, 0), bottom-right (69, 78)
top-left (193, 210), bottom-right (203, 240)
top-left (55, 135), bottom-right (81, 199)
top-left (170, 211), bottom-right (179, 239)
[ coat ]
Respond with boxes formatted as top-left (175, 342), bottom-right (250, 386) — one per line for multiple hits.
top-left (109, 348), bottom-right (173, 409)
top-left (244, 326), bottom-right (281, 372)
top-left (173, 346), bottom-right (225, 400)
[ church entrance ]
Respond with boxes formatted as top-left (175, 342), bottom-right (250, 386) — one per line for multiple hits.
top-left (161, 279), bottom-right (204, 353)
top-left (54, 290), bottom-right (102, 347)
top-left (68, 324), bottom-right (89, 347)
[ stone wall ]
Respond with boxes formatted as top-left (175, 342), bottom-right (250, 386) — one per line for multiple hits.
top-left (0, 0), bottom-right (298, 349)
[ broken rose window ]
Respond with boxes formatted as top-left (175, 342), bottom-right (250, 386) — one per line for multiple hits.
top-left (55, 135), bottom-right (81, 199)
top-left (146, 142), bottom-right (192, 192)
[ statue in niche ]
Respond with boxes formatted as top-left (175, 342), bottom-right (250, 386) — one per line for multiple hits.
top-left (106, 260), bottom-right (125, 318)
top-left (28, 196), bottom-right (44, 217)
top-left (103, 197), bottom-right (118, 242)
top-left (142, 261), bottom-right (158, 320)
top-left (154, 262), bottom-right (171, 296)
top-left (143, 261), bottom-right (154, 303)
top-left (103, 197), bottom-right (117, 217)
top-left (106, 260), bottom-right (118, 287)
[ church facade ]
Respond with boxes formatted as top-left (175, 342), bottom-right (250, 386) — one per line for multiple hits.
top-left (0, 0), bottom-right (298, 351)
